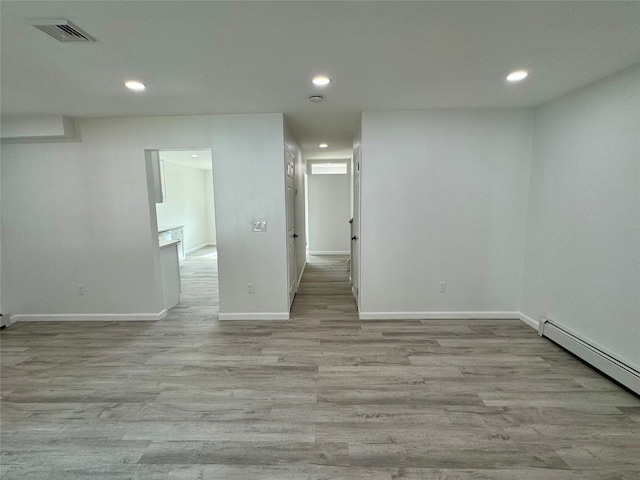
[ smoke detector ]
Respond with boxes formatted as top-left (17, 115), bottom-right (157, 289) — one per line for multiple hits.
top-left (28, 19), bottom-right (96, 42)
top-left (309, 95), bottom-right (324, 103)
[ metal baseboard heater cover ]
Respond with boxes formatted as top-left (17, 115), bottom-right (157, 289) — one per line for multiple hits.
top-left (538, 317), bottom-right (640, 395)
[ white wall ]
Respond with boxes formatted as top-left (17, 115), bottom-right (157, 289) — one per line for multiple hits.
top-left (359, 109), bottom-right (534, 318)
top-left (307, 161), bottom-right (351, 254)
top-left (156, 162), bottom-right (213, 251)
top-left (209, 114), bottom-right (288, 318)
top-left (204, 170), bottom-right (217, 245)
top-left (521, 66), bottom-right (640, 370)
top-left (0, 113), bottom-right (288, 320)
top-left (0, 115), bottom-right (76, 140)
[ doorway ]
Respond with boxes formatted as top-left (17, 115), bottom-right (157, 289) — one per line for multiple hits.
top-left (147, 148), bottom-right (219, 316)
top-left (305, 159), bottom-right (351, 257)
top-left (303, 158), bottom-right (353, 304)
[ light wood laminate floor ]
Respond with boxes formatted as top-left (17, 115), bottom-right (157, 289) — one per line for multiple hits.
top-left (174, 245), bottom-right (219, 317)
top-left (1, 255), bottom-right (639, 479)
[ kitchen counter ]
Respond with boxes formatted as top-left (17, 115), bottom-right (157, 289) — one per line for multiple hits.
top-left (159, 239), bottom-right (180, 248)
top-left (158, 225), bottom-right (184, 233)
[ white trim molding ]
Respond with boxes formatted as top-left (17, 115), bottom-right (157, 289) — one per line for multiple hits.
top-left (218, 312), bottom-right (290, 321)
top-left (185, 242), bottom-right (216, 254)
top-left (3, 315), bottom-right (19, 327)
top-left (359, 311), bottom-right (521, 320)
top-left (296, 261), bottom-right (307, 290)
top-left (307, 251), bottom-right (350, 256)
top-left (10, 310), bottom-right (167, 322)
top-left (518, 312), bottom-right (539, 330)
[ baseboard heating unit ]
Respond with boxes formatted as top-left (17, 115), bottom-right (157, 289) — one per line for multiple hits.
top-left (538, 317), bottom-right (640, 395)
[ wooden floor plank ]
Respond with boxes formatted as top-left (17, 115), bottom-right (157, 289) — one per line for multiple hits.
top-left (1, 250), bottom-right (639, 478)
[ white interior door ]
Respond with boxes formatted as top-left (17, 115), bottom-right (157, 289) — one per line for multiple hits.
top-left (351, 147), bottom-right (361, 306)
top-left (285, 148), bottom-right (297, 308)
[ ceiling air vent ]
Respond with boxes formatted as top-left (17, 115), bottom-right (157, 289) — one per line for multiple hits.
top-left (28, 19), bottom-right (96, 42)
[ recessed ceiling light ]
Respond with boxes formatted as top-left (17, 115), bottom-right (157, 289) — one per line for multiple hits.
top-left (506, 70), bottom-right (528, 82)
top-left (312, 75), bottom-right (331, 86)
top-left (191, 154), bottom-right (199, 158)
top-left (124, 80), bottom-right (146, 91)
top-left (319, 143), bottom-right (328, 148)
top-left (309, 95), bottom-right (324, 103)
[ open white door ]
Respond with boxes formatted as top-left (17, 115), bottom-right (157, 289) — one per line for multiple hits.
top-left (285, 148), bottom-right (297, 308)
top-left (351, 147), bottom-right (361, 306)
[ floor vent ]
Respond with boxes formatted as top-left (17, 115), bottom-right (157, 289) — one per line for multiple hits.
top-left (538, 317), bottom-right (639, 395)
top-left (29, 19), bottom-right (96, 42)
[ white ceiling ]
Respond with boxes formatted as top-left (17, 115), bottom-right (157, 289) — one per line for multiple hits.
top-left (160, 149), bottom-right (212, 170)
top-left (2, 1), bottom-right (639, 159)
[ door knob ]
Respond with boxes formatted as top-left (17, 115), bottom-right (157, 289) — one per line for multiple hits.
top-left (351, 235), bottom-right (358, 241)
top-left (293, 233), bottom-right (299, 238)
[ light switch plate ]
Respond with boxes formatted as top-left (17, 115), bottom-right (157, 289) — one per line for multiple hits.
top-left (252, 220), bottom-right (267, 232)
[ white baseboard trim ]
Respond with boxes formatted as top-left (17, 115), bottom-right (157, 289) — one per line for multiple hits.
top-left (296, 261), bottom-right (307, 289)
top-left (518, 312), bottom-right (539, 330)
top-left (218, 312), bottom-right (290, 321)
top-left (185, 242), bottom-right (215, 254)
top-left (359, 311), bottom-right (521, 320)
top-left (10, 310), bottom-right (167, 322)
top-left (308, 251), bottom-right (350, 256)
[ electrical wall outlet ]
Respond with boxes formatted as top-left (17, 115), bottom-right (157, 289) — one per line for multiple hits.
top-left (77, 284), bottom-right (85, 295)
top-left (439, 282), bottom-right (447, 293)
top-left (247, 283), bottom-right (254, 294)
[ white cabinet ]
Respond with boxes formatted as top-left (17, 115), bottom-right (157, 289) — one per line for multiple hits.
top-left (147, 150), bottom-right (166, 204)
top-left (159, 241), bottom-right (181, 310)
top-left (158, 225), bottom-right (185, 261)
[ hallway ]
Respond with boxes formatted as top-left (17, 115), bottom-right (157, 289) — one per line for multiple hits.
top-left (290, 255), bottom-right (357, 321)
